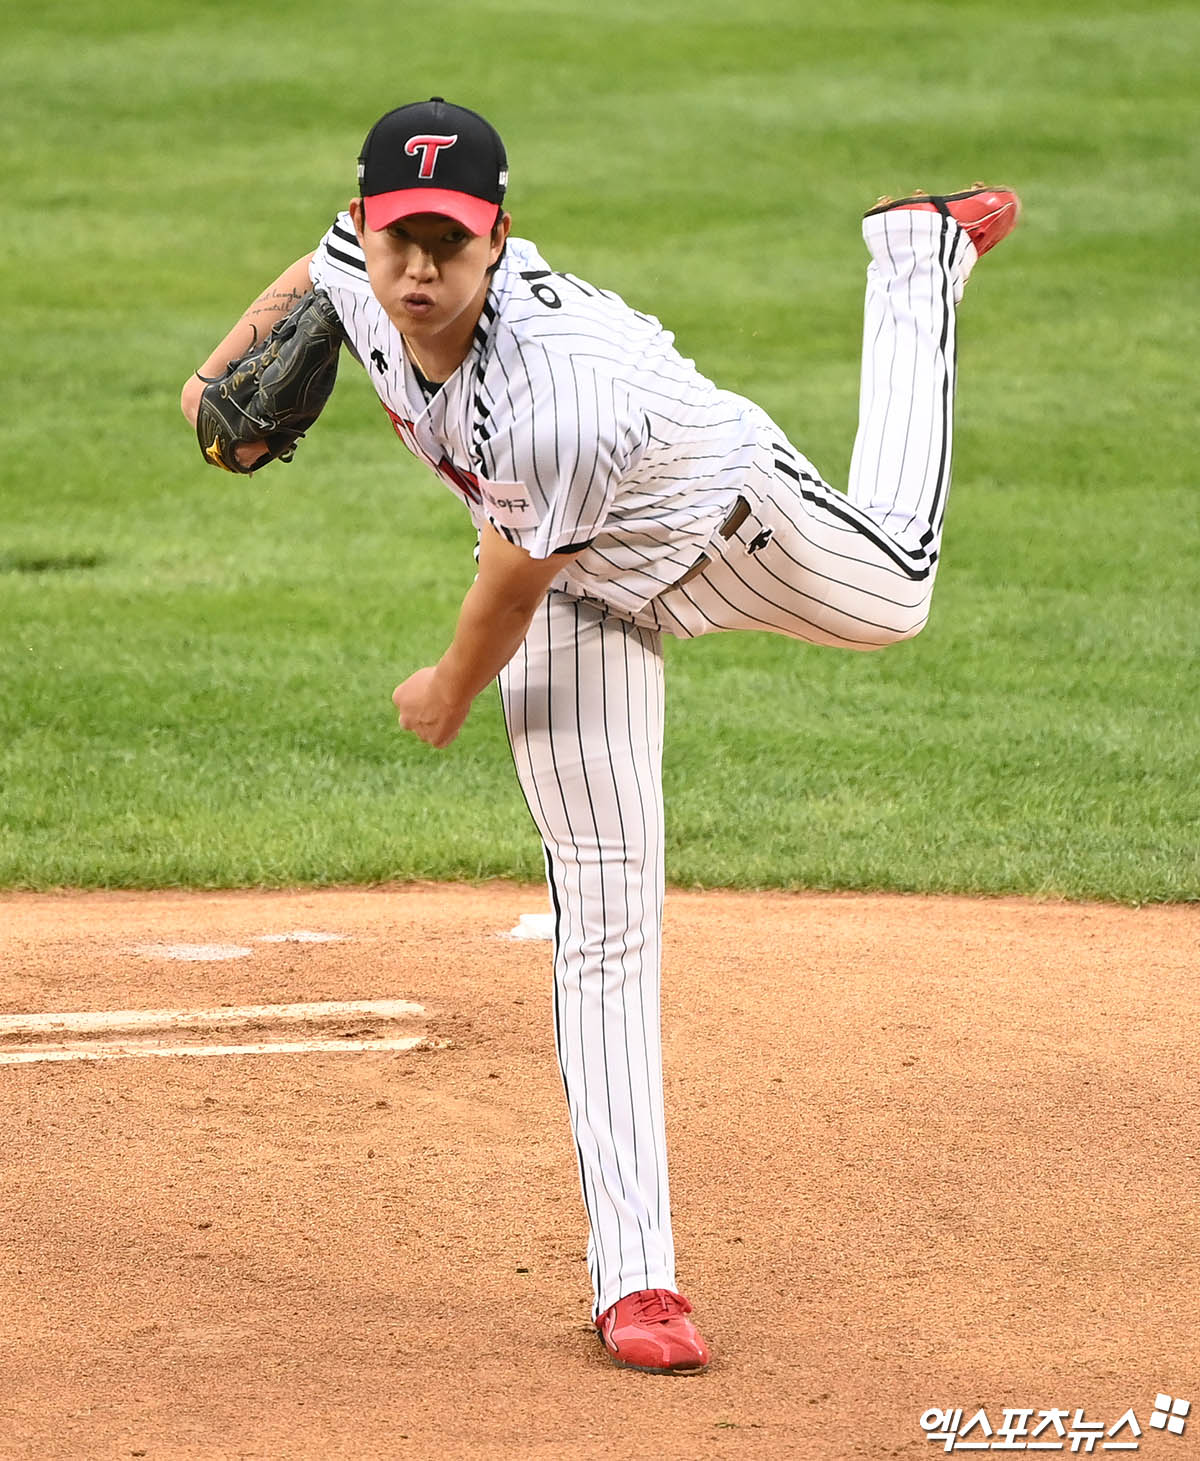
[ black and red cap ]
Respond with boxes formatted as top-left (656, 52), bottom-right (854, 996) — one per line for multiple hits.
top-left (357, 97), bottom-right (508, 236)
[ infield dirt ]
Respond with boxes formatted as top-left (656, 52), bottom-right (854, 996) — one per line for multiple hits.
top-left (2, 885), bottom-right (1196, 1460)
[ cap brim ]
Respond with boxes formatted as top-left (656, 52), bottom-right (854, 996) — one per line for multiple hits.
top-left (363, 189), bottom-right (499, 236)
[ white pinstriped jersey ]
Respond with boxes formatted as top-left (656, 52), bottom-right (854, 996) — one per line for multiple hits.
top-left (309, 215), bottom-right (762, 615)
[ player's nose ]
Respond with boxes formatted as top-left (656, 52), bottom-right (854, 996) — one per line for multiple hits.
top-left (404, 245), bottom-right (438, 280)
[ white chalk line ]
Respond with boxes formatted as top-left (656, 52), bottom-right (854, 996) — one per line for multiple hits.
top-left (0, 999), bottom-right (435, 1066)
top-left (0, 999), bottom-right (425, 1037)
top-left (0, 1036), bottom-right (430, 1066)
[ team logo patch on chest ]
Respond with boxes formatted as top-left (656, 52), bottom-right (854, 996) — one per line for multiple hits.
top-left (380, 402), bottom-right (535, 523)
top-left (381, 403), bottom-right (482, 504)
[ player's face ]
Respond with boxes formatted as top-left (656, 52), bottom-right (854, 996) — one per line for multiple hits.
top-left (350, 201), bottom-right (509, 358)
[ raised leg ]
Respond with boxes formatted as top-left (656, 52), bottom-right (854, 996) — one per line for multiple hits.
top-left (846, 205), bottom-right (972, 569)
top-left (648, 206), bottom-right (975, 648)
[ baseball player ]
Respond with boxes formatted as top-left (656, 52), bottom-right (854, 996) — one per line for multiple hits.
top-left (181, 97), bottom-right (1019, 1374)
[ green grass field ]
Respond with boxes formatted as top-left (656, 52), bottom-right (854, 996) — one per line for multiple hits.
top-left (2, 0), bottom-right (1197, 899)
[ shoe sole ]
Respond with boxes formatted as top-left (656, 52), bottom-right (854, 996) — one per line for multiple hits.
top-left (596, 1331), bottom-right (709, 1374)
top-left (864, 185), bottom-right (1014, 217)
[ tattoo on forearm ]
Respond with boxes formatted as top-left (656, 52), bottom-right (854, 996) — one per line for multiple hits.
top-left (248, 286), bottom-right (306, 318)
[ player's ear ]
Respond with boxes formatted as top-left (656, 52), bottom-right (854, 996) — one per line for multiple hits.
top-left (489, 211), bottom-right (512, 266)
top-left (349, 197), bottom-right (366, 242)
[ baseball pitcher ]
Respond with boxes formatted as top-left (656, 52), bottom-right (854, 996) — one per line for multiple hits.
top-left (181, 97), bottom-right (1019, 1373)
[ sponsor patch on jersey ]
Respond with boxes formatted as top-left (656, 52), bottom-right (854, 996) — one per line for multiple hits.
top-left (475, 479), bottom-right (541, 530)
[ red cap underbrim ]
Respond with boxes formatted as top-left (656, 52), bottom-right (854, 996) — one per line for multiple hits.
top-left (363, 188), bottom-right (499, 236)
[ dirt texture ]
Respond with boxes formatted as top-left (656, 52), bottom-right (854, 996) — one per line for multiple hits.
top-left (1, 884), bottom-right (1197, 1461)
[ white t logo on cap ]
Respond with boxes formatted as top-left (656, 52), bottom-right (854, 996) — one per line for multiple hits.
top-left (405, 133), bottom-right (459, 179)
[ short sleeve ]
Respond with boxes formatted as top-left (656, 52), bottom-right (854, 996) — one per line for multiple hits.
top-left (476, 340), bottom-right (647, 557)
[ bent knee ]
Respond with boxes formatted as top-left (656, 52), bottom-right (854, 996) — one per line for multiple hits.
top-left (859, 609), bottom-right (930, 650)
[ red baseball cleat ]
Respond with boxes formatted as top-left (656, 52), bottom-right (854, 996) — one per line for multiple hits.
top-left (596, 1288), bottom-right (711, 1374)
top-left (865, 184), bottom-right (1021, 257)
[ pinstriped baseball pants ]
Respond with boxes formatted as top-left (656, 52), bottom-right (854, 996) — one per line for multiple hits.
top-left (648, 207), bottom-right (973, 646)
top-left (497, 206), bottom-right (975, 1319)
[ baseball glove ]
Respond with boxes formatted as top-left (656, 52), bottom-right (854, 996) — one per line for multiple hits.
top-left (195, 289), bottom-right (344, 473)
